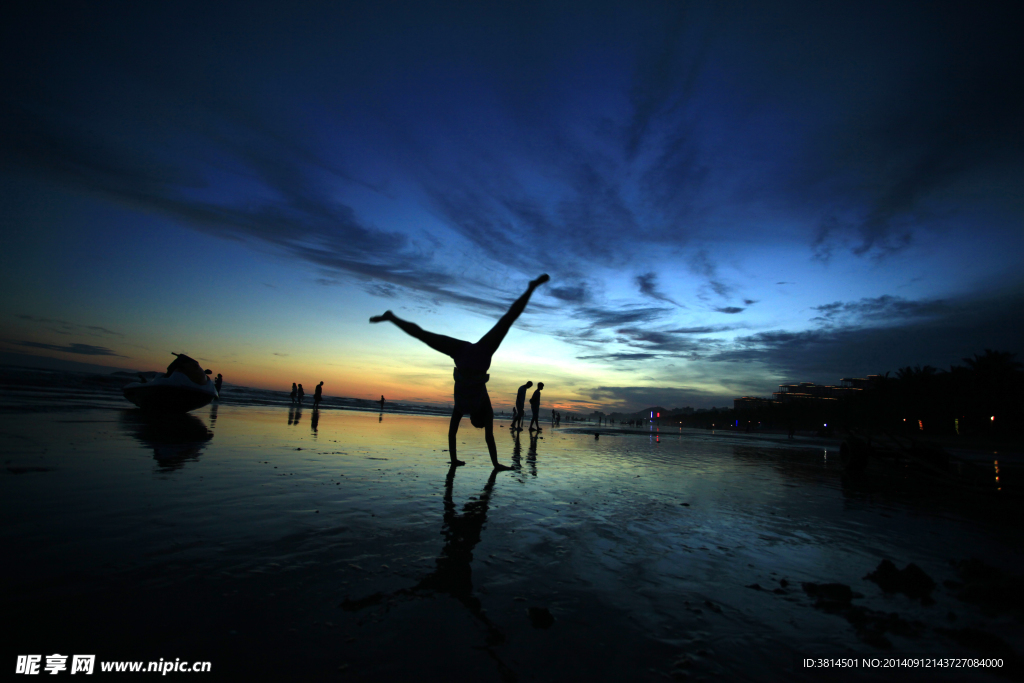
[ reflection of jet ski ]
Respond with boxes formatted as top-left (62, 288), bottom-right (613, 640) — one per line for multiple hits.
top-left (123, 352), bottom-right (218, 412)
top-left (120, 410), bottom-right (213, 470)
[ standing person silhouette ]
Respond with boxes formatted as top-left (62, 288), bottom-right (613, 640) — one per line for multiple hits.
top-left (297, 383), bottom-right (304, 405)
top-left (528, 382), bottom-right (544, 431)
top-left (290, 383), bottom-right (297, 404)
top-left (214, 373), bottom-right (223, 395)
top-left (379, 395), bottom-right (386, 411)
top-left (513, 381), bottom-right (533, 431)
top-left (370, 275), bottom-right (549, 469)
top-left (313, 381), bottom-right (323, 408)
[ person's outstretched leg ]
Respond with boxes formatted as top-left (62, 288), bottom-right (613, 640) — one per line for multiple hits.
top-left (476, 275), bottom-right (549, 353)
top-left (448, 410), bottom-right (466, 466)
top-left (371, 311), bottom-right (467, 358)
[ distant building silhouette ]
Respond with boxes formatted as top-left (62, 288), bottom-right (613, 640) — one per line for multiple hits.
top-left (734, 376), bottom-right (884, 411)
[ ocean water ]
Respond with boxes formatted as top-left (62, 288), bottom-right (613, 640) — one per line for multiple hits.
top-left (0, 364), bottom-right (453, 416)
top-left (2, 377), bottom-right (1021, 681)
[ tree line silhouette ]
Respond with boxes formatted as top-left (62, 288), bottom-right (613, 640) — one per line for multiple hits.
top-left (615, 350), bottom-right (1023, 440)
top-left (863, 349), bottom-right (1023, 438)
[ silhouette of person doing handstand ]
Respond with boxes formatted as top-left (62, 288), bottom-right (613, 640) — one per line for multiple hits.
top-left (370, 275), bottom-right (549, 469)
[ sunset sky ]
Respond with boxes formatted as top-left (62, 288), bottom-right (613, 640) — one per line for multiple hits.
top-left (2, 1), bottom-right (1021, 412)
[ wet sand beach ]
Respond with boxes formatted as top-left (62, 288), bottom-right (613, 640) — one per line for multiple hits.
top-left (3, 393), bottom-right (1023, 681)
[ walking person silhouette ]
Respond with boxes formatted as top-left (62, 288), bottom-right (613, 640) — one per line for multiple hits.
top-left (370, 275), bottom-right (549, 469)
top-left (528, 382), bottom-right (544, 431)
top-left (313, 381), bottom-right (323, 408)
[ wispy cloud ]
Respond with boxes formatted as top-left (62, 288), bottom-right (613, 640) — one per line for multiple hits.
top-left (810, 295), bottom-right (949, 326)
top-left (707, 290), bottom-right (1024, 383)
top-left (577, 305), bottom-right (672, 330)
top-left (15, 341), bottom-right (123, 357)
top-left (576, 352), bottom-right (660, 363)
top-left (667, 325), bottom-right (740, 335)
top-left (16, 314), bottom-right (122, 337)
top-left (1, 96), bottom-right (502, 314)
top-left (801, 15), bottom-right (1023, 260)
top-left (548, 284), bottom-right (590, 304)
top-left (635, 272), bottom-right (682, 307)
top-left (687, 249), bottom-right (736, 301)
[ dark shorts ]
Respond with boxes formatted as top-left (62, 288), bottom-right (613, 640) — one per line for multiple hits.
top-left (454, 382), bottom-right (493, 427)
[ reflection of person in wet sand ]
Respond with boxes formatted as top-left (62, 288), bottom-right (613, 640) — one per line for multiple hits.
top-left (370, 274), bottom-right (549, 469)
top-left (527, 430), bottom-right (539, 477)
top-left (342, 467), bottom-right (508, 653)
top-left (510, 429), bottom-right (523, 469)
top-left (528, 382), bottom-right (544, 432)
top-left (417, 468), bottom-right (498, 609)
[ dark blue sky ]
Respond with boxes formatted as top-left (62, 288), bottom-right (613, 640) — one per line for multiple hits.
top-left (2, 1), bottom-right (1021, 409)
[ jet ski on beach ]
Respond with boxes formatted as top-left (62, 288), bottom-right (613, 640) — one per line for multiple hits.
top-left (123, 352), bottom-right (218, 412)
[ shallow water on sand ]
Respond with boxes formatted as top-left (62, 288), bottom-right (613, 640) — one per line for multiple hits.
top-left (3, 403), bottom-right (1021, 681)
